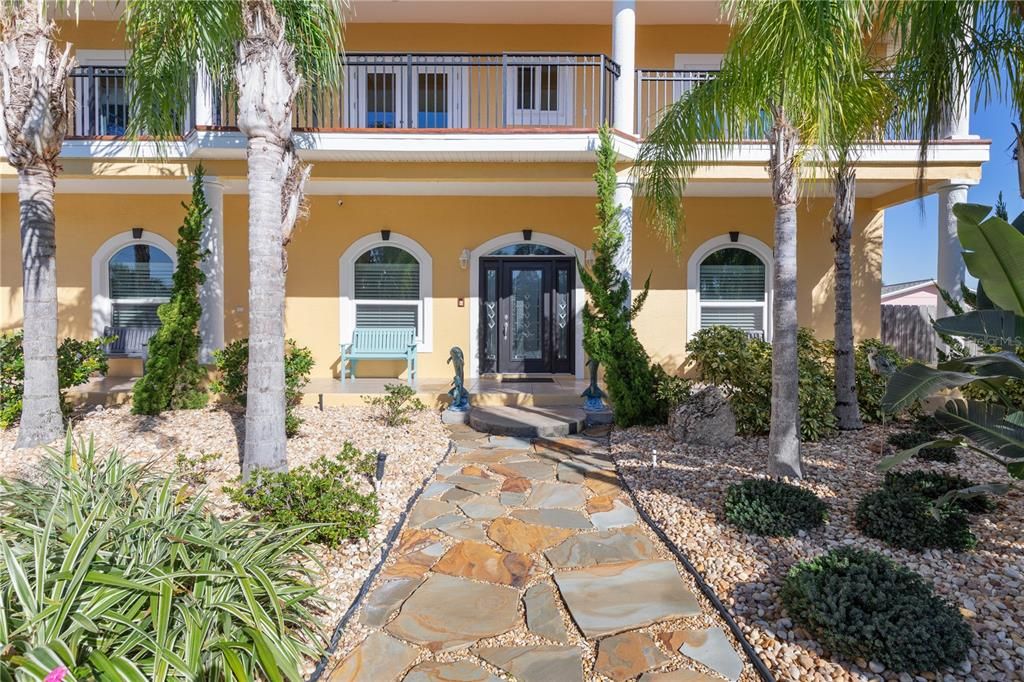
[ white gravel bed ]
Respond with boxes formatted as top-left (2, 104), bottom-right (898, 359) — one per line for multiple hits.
top-left (612, 424), bottom-right (1024, 682)
top-left (0, 403), bottom-right (450, 676)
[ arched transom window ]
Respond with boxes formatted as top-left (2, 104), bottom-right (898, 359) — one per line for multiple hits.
top-left (107, 243), bottom-right (174, 327)
top-left (698, 246), bottom-right (768, 339)
top-left (353, 245), bottom-right (422, 336)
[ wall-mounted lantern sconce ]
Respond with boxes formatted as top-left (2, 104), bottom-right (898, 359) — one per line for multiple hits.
top-left (132, 227), bottom-right (144, 239)
top-left (729, 230), bottom-right (740, 243)
top-left (585, 249), bottom-right (596, 266)
top-left (459, 248), bottom-right (470, 270)
top-left (522, 229), bottom-right (533, 241)
top-left (380, 229), bottom-right (391, 241)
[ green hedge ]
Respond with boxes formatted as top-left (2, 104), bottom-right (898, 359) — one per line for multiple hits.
top-left (723, 478), bottom-right (828, 537)
top-left (781, 547), bottom-right (971, 672)
top-left (855, 486), bottom-right (976, 551)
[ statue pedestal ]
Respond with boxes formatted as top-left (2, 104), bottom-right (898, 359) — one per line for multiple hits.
top-left (442, 407), bottom-right (470, 425)
top-left (585, 407), bottom-right (614, 427)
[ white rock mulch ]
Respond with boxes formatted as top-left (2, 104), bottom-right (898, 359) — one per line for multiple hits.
top-left (612, 424), bottom-right (1024, 682)
top-left (0, 403), bottom-right (450, 675)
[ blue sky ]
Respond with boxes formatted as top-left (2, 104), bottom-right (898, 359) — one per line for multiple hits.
top-left (882, 99), bottom-right (1023, 285)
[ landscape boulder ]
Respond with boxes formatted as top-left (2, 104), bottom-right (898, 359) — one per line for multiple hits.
top-left (667, 385), bottom-right (737, 446)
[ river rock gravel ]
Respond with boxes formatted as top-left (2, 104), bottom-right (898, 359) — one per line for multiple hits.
top-left (612, 423), bottom-right (1024, 682)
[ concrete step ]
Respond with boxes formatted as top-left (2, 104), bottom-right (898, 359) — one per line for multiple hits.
top-left (468, 405), bottom-right (586, 438)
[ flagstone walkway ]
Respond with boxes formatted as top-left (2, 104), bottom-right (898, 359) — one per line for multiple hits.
top-left (328, 424), bottom-right (750, 682)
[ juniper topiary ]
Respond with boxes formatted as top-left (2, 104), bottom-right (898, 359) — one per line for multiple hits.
top-left (723, 478), bottom-right (828, 536)
top-left (132, 166), bottom-right (210, 414)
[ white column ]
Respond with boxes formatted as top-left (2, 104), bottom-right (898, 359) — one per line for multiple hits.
top-left (612, 0), bottom-right (636, 134)
top-left (194, 66), bottom-right (216, 127)
top-left (936, 182), bottom-right (970, 319)
top-left (199, 175), bottom-right (225, 363)
top-left (614, 179), bottom-right (634, 295)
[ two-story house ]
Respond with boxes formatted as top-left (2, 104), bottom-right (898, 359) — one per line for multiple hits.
top-left (0, 0), bottom-right (990, 397)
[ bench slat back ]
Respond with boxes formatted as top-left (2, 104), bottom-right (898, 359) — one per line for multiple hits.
top-left (351, 327), bottom-right (416, 353)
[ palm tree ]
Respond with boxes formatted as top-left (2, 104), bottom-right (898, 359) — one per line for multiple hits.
top-left (635, 0), bottom-right (879, 478)
top-left (123, 0), bottom-right (345, 476)
top-left (0, 1), bottom-right (74, 448)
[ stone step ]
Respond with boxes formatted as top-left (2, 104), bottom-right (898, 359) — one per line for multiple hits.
top-left (469, 405), bottom-right (586, 438)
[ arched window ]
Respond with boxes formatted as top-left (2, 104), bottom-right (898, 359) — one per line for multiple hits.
top-left (353, 245), bottom-right (421, 332)
top-left (107, 243), bottom-right (174, 327)
top-left (698, 246), bottom-right (768, 339)
top-left (488, 243), bottom-right (565, 256)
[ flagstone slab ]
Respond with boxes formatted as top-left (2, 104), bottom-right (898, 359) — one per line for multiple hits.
top-left (403, 660), bottom-right (503, 682)
top-left (524, 481), bottom-right (587, 509)
top-left (436, 463), bottom-right (463, 477)
top-left (422, 481), bottom-right (454, 499)
top-left (437, 518), bottom-right (489, 542)
top-left (451, 449), bottom-right (521, 465)
top-left (396, 529), bottom-right (443, 556)
top-left (382, 542), bottom-right (446, 580)
top-left (638, 671), bottom-right (723, 682)
top-left (555, 460), bottom-right (589, 483)
top-left (386, 574), bottom-right (521, 652)
top-left (675, 628), bottom-right (744, 682)
top-left (410, 500), bottom-right (461, 528)
top-left (499, 491), bottom-right (528, 506)
top-left (524, 583), bottom-right (570, 643)
top-left (488, 436), bottom-right (534, 449)
top-left (433, 540), bottom-right (535, 587)
top-left (586, 495), bottom-right (617, 513)
top-left (584, 473), bottom-right (623, 497)
top-left (460, 465), bottom-right (489, 477)
top-left (440, 487), bottom-right (478, 504)
top-left (553, 561), bottom-right (701, 638)
top-left (545, 527), bottom-right (659, 568)
top-left (595, 631), bottom-right (671, 682)
top-left (457, 496), bottom-right (506, 520)
top-left (422, 513), bottom-right (468, 530)
top-left (590, 501), bottom-right (637, 531)
top-left (511, 508), bottom-right (593, 530)
top-left (487, 517), bottom-right (576, 553)
top-left (475, 645), bottom-right (583, 682)
top-left (445, 474), bottom-right (500, 495)
top-left (329, 631), bottom-right (419, 682)
top-left (501, 476), bottom-right (531, 493)
top-left (360, 578), bottom-right (421, 627)
top-left (498, 460), bottom-right (556, 481)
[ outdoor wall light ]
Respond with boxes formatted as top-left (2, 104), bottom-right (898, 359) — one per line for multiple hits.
top-left (131, 227), bottom-right (144, 239)
top-left (459, 248), bottom-right (470, 269)
top-left (381, 229), bottom-right (391, 241)
top-left (729, 230), bottom-right (740, 243)
top-left (522, 228), bottom-right (533, 241)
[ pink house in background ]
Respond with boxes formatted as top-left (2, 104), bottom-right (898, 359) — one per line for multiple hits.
top-left (881, 279), bottom-right (940, 307)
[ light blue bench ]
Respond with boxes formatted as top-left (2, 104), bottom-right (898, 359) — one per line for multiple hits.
top-left (341, 327), bottom-right (418, 382)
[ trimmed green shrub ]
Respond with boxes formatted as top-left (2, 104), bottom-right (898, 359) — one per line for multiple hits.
top-left (211, 337), bottom-right (314, 437)
top-left (0, 330), bottom-right (111, 428)
top-left (579, 126), bottom-right (668, 426)
top-left (687, 326), bottom-right (836, 441)
top-left (855, 486), bottom-right (976, 551)
top-left (364, 383), bottom-right (427, 427)
top-left (225, 443), bottom-right (379, 547)
top-left (883, 470), bottom-right (996, 514)
top-left (723, 478), bottom-right (828, 537)
top-left (132, 166), bottom-right (210, 415)
top-left (0, 437), bottom-right (325, 679)
top-left (854, 339), bottom-right (908, 423)
top-left (780, 547), bottom-right (971, 672)
top-left (887, 429), bottom-right (959, 463)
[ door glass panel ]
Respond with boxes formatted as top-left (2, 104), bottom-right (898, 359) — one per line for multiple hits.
top-left (418, 73), bottom-right (448, 128)
top-left (366, 73), bottom-right (396, 128)
top-left (555, 268), bottom-right (569, 361)
top-left (95, 68), bottom-right (128, 136)
top-left (516, 67), bottom-right (535, 109)
top-left (539, 65), bottom-right (558, 112)
top-left (510, 268), bottom-right (543, 361)
top-left (484, 267), bottom-right (498, 362)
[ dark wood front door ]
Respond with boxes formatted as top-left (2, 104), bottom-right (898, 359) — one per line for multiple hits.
top-left (480, 257), bottom-right (574, 374)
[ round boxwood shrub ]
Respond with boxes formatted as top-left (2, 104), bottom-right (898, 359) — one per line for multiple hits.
top-left (723, 478), bottom-right (828, 537)
top-left (855, 486), bottom-right (976, 551)
top-left (887, 429), bottom-right (958, 463)
top-left (883, 470), bottom-right (996, 514)
top-left (780, 547), bottom-right (971, 672)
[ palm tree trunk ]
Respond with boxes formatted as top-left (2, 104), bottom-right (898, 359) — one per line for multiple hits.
top-left (767, 109), bottom-right (802, 478)
top-left (236, 0), bottom-right (305, 477)
top-left (15, 165), bottom-right (63, 447)
top-left (832, 165), bottom-right (863, 430)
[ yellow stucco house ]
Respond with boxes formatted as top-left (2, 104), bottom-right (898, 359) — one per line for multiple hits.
top-left (0, 1), bottom-right (989, 394)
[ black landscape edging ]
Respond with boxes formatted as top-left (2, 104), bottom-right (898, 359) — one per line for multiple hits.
top-left (618, 464), bottom-right (777, 682)
top-left (307, 439), bottom-right (455, 682)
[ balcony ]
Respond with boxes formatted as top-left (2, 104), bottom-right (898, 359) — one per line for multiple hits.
top-left (68, 65), bottom-right (195, 139)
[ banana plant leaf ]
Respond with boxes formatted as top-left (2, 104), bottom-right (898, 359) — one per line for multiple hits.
top-left (933, 310), bottom-right (1024, 347)
top-left (877, 437), bottom-right (965, 471)
top-left (938, 350), bottom-right (1024, 379)
top-left (880, 362), bottom-right (978, 414)
top-left (934, 399), bottom-right (1024, 470)
top-left (954, 202), bottom-right (1024, 315)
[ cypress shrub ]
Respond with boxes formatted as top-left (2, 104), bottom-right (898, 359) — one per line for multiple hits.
top-left (132, 166), bottom-right (210, 414)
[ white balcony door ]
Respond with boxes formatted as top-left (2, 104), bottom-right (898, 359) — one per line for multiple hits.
top-left (347, 57), bottom-right (469, 129)
top-left (348, 62), bottom-right (410, 129)
top-left (505, 58), bottom-right (575, 127)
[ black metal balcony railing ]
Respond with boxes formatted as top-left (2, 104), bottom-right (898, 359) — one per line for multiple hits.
top-left (67, 65), bottom-right (195, 138)
top-left (213, 53), bottom-right (619, 130)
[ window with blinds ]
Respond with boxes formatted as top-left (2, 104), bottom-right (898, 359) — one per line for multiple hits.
top-left (698, 247), bottom-right (767, 336)
top-left (108, 244), bottom-right (173, 328)
top-left (353, 246), bottom-right (422, 336)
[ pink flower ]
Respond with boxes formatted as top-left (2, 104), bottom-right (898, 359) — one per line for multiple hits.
top-left (44, 667), bottom-right (68, 682)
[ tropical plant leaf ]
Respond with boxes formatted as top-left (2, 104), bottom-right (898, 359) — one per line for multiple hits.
top-left (954, 202), bottom-right (1024, 315)
top-left (939, 351), bottom-right (1024, 380)
top-left (877, 438), bottom-right (964, 471)
top-left (881, 363), bottom-right (977, 414)
top-left (933, 310), bottom-right (1024, 347)
top-left (933, 482), bottom-right (1012, 510)
top-left (935, 399), bottom-right (1024, 461)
